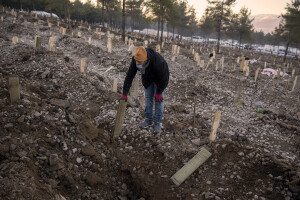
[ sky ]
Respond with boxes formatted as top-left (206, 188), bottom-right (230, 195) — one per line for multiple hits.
top-left (80, 0), bottom-right (290, 19)
top-left (188, 0), bottom-right (290, 19)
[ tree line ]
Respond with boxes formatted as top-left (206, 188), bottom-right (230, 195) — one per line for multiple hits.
top-left (2, 0), bottom-right (300, 58)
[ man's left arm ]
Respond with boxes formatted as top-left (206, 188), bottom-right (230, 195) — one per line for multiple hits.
top-left (154, 60), bottom-right (169, 94)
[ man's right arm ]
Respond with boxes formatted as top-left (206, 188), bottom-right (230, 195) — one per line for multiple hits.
top-left (122, 57), bottom-right (137, 95)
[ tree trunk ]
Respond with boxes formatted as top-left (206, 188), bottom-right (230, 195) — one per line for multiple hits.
top-left (130, 5), bottom-right (133, 32)
top-left (217, 0), bottom-right (224, 53)
top-left (147, 21), bottom-right (148, 34)
top-left (64, 0), bottom-right (71, 30)
top-left (157, 16), bottom-right (160, 41)
top-left (172, 25), bottom-right (175, 39)
top-left (122, 0), bottom-right (125, 42)
top-left (283, 41), bottom-right (290, 63)
top-left (102, 0), bottom-right (105, 26)
top-left (239, 35), bottom-right (242, 51)
top-left (217, 25), bottom-right (221, 53)
top-left (160, 14), bottom-right (164, 43)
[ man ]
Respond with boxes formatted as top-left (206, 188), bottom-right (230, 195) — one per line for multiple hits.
top-left (121, 46), bottom-right (169, 133)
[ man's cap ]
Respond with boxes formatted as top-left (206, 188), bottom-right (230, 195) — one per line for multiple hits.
top-left (134, 46), bottom-right (147, 62)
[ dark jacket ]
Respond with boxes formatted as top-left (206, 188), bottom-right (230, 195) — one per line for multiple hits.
top-left (123, 48), bottom-right (169, 95)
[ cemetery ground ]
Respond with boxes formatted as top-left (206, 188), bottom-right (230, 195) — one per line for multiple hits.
top-left (0, 9), bottom-right (300, 200)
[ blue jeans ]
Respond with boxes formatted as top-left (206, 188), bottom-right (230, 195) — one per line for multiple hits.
top-left (144, 83), bottom-right (165, 124)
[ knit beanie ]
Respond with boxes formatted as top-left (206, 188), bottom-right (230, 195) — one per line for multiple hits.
top-left (134, 46), bottom-right (147, 62)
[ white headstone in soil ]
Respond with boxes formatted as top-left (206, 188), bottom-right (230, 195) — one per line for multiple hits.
top-left (49, 36), bottom-right (56, 52)
top-left (112, 78), bottom-right (118, 92)
top-left (156, 44), bottom-right (161, 53)
top-left (34, 36), bottom-right (42, 48)
top-left (107, 36), bottom-right (112, 53)
top-left (143, 40), bottom-right (148, 47)
top-left (200, 60), bottom-right (204, 70)
top-left (292, 69), bottom-right (295, 77)
top-left (176, 46), bottom-right (180, 55)
top-left (80, 58), bottom-right (87, 73)
top-left (215, 61), bottom-right (219, 71)
top-left (12, 36), bottom-right (19, 44)
top-left (240, 57), bottom-right (245, 71)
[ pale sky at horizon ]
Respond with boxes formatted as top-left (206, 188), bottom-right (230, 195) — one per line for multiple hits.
top-left (81, 0), bottom-right (290, 19)
top-left (188, 0), bottom-right (290, 19)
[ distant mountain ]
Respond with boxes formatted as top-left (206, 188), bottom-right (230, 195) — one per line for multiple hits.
top-left (251, 14), bottom-right (281, 34)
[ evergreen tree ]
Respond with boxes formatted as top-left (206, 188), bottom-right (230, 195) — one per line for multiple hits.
top-left (236, 7), bottom-right (254, 48)
top-left (206, 0), bottom-right (236, 53)
top-left (126, 0), bottom-right (143, 32)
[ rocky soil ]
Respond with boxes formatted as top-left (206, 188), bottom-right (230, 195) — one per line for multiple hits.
top-left (0, 7), bottom-right (299, 200)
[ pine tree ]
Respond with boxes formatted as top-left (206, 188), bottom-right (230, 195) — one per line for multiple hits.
top-left (206, 0), bottom-right (236, 53)
top-left (199, 9), bottom-right (215, 43)
top-left (275, 0), bottom-right (300, 62)
top-left (126, 0), bottom-right (143, 32)
top-left (236, 7), bottom-right (253, 49)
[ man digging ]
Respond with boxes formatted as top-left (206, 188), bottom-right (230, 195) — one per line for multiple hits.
top-left (121, 46), bottom-right (169, 133)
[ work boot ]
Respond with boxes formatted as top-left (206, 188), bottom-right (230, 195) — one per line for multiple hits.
top-left (139, 119), bottom-right (153, 129)
top-left (154, 122), bottom-right (162, 133)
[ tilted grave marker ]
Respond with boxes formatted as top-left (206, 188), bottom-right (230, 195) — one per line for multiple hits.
top-left (291, 76), bottom-right (298, 92)
top-left (113, 100), bottom-right (127, 138)
top-left (200, 60), bottom-right (204, 70)
top-left (254, 68), bottom-right (260, 82)
top-left (171, 147), bottom-right (212, 186)
top-left (209, 110), bottom-right (221, 142)
top-left (205, 57), bottom-right (214, 71)
top-left (129, 77), bottom-right (139, 98)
